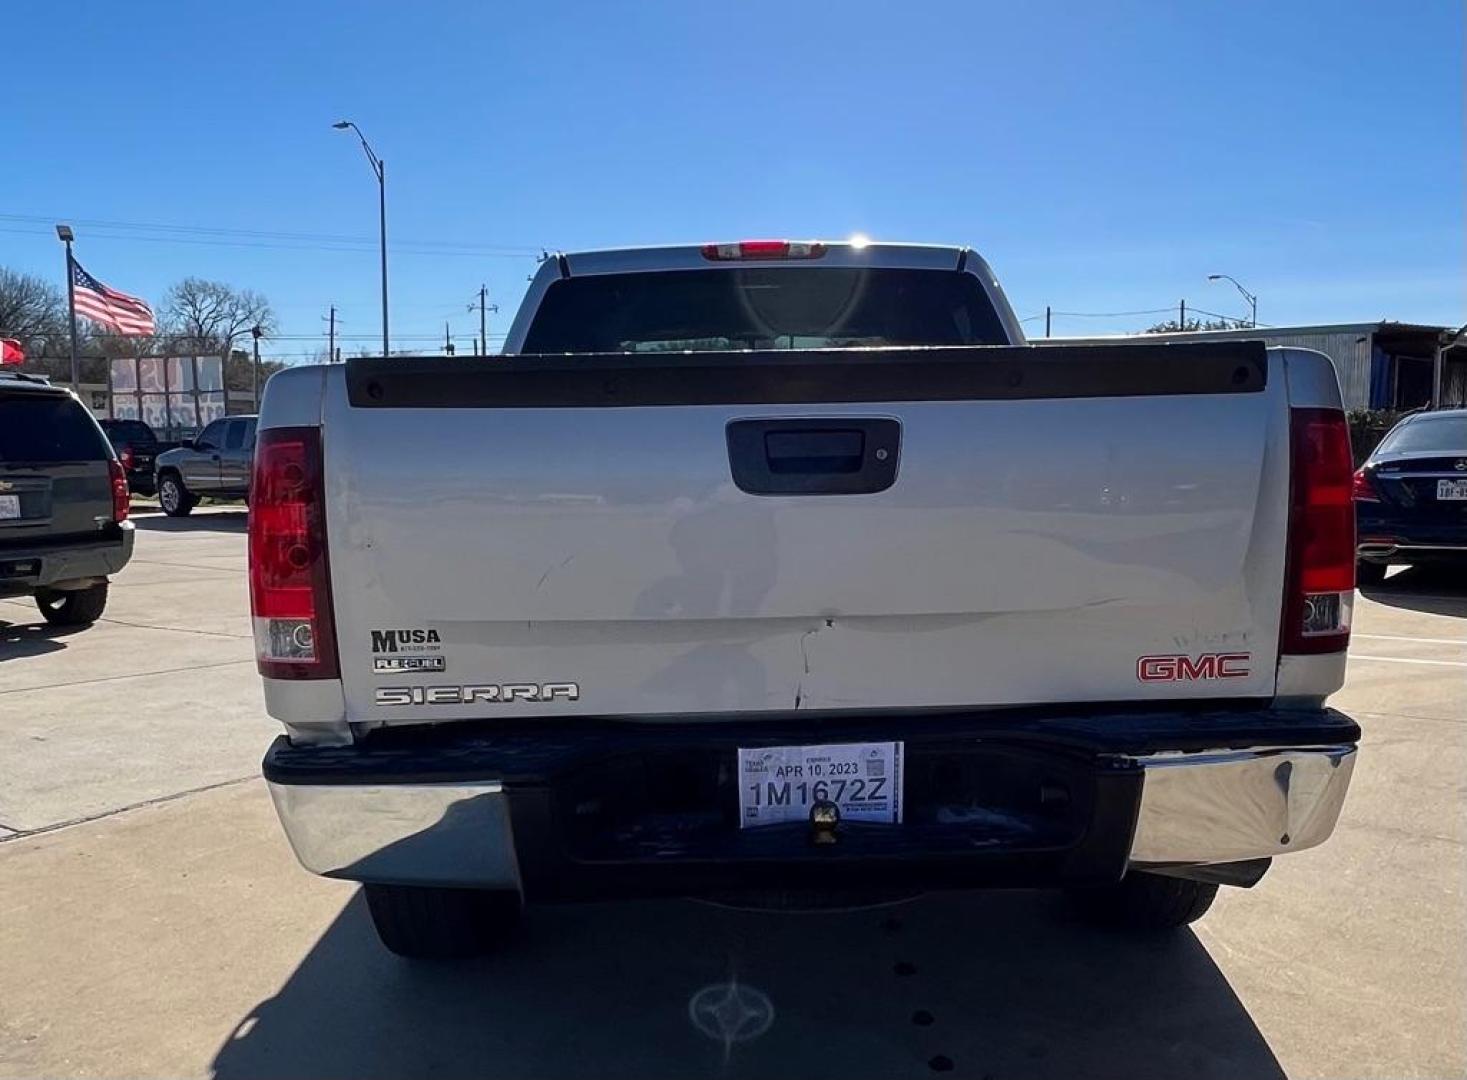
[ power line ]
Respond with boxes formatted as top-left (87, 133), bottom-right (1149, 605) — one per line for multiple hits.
top-left (0, 213), bottom-right (544, 255)
top-left (0, 224), bottom-right (541, 259)
top-left (79, 329), bottom-right (501, 342)
top-left (1048, 307), bottom-right (1177, 318)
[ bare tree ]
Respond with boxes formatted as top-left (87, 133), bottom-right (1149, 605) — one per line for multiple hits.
top-left (0, 267), bottom-right (67, 352)
top-left (162, 278), bottom-right (276, 358)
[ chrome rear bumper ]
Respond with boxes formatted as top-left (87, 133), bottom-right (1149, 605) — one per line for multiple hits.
top-left (267, 780), bottom-right (520, 889)
top-left (1127, 744), bottom-right (1355, 865)
top-left (267, 740), bottom-right (1357, 891)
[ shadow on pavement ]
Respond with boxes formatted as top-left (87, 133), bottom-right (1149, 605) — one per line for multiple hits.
top-left (211, 889), bottom-right (1282, 1080)
top-left (0, 619), bottom-right (76, 661)
top-left (129, 509), bottom-right (248, 534)
top-left (1360, 565), bottom-right (1467, 619)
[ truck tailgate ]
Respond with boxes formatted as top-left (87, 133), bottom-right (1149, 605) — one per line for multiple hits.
top-left (324, 344), bottom-right (1287, 724)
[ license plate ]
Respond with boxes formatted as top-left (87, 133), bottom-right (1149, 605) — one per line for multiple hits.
top-left (1437, 479), bottom-right (1467, 501)
top-left (738, 742), bottom-right (903, 827)
top-left (0, 495), bottom-right (19, 520)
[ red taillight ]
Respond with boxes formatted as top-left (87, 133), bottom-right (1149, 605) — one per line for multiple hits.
top-left (1351, 467), bottom-right (1379, 502)
top-left (108, 459), bottom-right (129, 523)
top-left (119, 446), bottom-right (134, 470)
top-left (248, 426), bottom-right (339, 679)
top-left (700, 240), bottom-right (827, 261)
top-left (1282, 409), bottom-right (1355, 655)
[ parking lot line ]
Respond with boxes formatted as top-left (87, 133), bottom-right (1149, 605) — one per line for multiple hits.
top-left (0, 657), bottom-right (254, 697)
top-left (1353, 633), bottom-right (1467, 646)
top-left (1348, 654), bottom-right (1467, 668)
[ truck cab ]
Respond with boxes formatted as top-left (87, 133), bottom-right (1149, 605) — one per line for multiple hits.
top-left (154, 414), bottom-right (258, 516)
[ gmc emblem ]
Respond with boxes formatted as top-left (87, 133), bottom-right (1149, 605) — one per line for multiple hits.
top-left (1137, 652), bottom-right (1251, 682)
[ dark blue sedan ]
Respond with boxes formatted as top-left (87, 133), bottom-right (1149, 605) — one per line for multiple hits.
top-left (1354, 408), bottom-right (1467, 585)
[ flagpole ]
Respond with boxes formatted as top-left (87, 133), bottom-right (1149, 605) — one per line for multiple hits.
top-left (56, 224), bottom-right (80, 391)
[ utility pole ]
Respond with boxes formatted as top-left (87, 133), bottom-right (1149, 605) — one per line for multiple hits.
top-left (327, 305), bottom-right (336, 363)
top-left (444, 322), bottom-right (455, 356)
top-left (468, 285), bottom-right (498, 355)
top-left (1044, 305), bottom-right (1051, 339)
top-left (1179, 299), bottom-right (1187, 329)
top-left (251, 325), bottom-right (263, 409)
top-left (479, 285), bottom-right (488, 356)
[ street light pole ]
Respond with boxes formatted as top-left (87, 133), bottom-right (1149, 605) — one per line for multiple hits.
top-left (56, 224), bottom-right (79, 390)
top-left (251, 324), bottom-right (263, 409)
top-left (333, 121), bottom-right (389, 357)
top-left (1207, 273), bottom-right (1258, 327)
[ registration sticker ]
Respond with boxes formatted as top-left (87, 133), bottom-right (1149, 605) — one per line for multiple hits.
top-left (738, 742), bottom-right (902, 827)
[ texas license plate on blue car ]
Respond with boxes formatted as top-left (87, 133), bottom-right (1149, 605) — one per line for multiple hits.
top-left (737, 742), bottom-right (903, 827)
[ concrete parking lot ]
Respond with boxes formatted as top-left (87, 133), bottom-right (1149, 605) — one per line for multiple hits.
top-left (1, 509), bottom-right (1463, 1080)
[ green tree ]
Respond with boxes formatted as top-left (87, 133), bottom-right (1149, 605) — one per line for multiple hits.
top-left (1144, 316), bottom-right (1251, 333)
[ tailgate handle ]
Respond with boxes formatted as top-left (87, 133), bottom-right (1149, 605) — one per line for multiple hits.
top-left (727, 418), bottom-right (900, 496)
top-left (765, 429), bottom-right (863, 474)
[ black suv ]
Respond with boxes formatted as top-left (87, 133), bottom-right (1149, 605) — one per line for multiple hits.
top-left (98, 418), bottom-right (166, 496)
top-left (0, 372), bottom-right (134, 626)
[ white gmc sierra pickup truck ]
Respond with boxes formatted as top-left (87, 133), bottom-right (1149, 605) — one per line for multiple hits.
top-left (251, 241), bottom-right (1359, 958)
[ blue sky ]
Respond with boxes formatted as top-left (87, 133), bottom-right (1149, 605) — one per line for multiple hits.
top-left (3, 0), bottom-right (1461, 360)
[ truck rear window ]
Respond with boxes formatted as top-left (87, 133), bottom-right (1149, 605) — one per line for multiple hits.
top-left (521, 268), bottom-right (1009, 354)
top-left (0, 396), bottom-right (111, 463)
top-left (100, 420), bottom-right (157, 446)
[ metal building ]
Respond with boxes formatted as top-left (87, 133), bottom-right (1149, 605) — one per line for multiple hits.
top-left (1042, 322), bottom-right (1466, 412)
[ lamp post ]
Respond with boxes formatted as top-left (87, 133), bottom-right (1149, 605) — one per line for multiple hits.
top-left (333, 121), bottom-right (389, 357)
top-left (1207, 273), bottom-right (1258, 327)
top-left (56, 224), bottom-right (79, 389)
top-left (251, 324), bottom-right (263, 409)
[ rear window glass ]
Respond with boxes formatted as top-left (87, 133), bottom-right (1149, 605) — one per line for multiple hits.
top-left (521, 268), bottom-right (1009, 354)
top-left (1376, 416), bottom-right (1467, 455)
top-left (0, 396), bottom-right (110, 463)
top-left (101, 420), bottom-right (156, 445)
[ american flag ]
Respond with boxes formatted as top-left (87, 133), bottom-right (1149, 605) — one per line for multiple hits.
top-left (70, 258), bottom-right (156, 336)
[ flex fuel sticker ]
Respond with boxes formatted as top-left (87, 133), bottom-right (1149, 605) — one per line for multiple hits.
top-left (373, 655), bottom-right (446, 674)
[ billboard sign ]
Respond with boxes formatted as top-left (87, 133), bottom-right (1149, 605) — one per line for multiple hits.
top-left (109, 356), bottom-right (226, 436)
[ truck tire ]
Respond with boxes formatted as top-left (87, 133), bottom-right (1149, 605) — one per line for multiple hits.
top-left (1356, 560), bottom-right (1388, 586)
top-left (363, 884), bottom-right (522, 959)
top-left (36, 582), bottom-right (109, 627)
top-left (1067, 872), bottom-right (1218, 931)
top-left (158, 473), bottom-right (194, 517)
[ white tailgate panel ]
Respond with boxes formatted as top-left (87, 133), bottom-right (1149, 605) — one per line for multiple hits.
top-left (323, 369), bottom-right (1288, 724)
